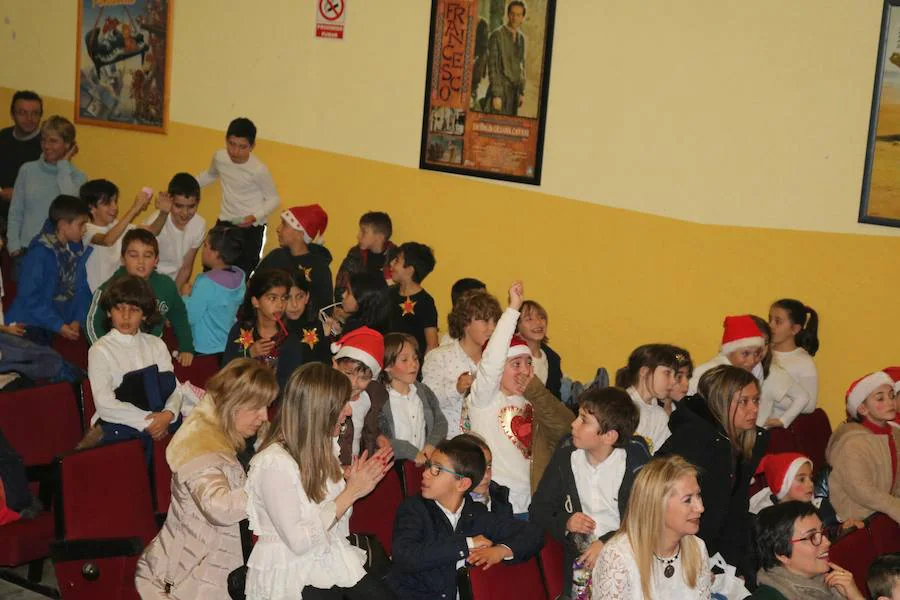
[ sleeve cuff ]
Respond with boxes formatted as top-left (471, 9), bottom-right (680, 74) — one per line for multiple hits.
top-left (500, 544), bottom-right (513, 560)
top-left (466, 537), bottom-right (474, 550)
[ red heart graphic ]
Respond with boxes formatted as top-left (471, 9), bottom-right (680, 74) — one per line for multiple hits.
top-left (510, 406), bottom-right (533, 449)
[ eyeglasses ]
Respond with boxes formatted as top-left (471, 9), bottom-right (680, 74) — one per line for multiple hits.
top-left (790, 527), bottom-right (835, 547)
top-left (424, 460), bottom-right (463, 479)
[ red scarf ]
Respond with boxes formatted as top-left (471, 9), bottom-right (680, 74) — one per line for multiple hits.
top-left (863, 419), bottom-right (898, 488)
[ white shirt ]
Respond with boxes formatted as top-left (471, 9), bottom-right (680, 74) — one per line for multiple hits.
top-left (83, 221), bottom-right (135, 292)
top-left (532, 348), bottom-right (549, 385)
top-left (423, 339), bottom-right (477, 438)
top-left (350, 391), bottom-right (371, 456)
top-left (626, 386), bottom-right (671, 453)
top-left (688, 354), bottom-right (730, 395)
top-left (571, 448), bottom-right (626, 537)
top-left (144, 211), bottom-right (206, 281)
top-left (756, 358), bottom-right (810, 428)
top-left (197, 148), bottom-right (280, 224)
top-left (773, 348), bottom-right (818, 413)
top-left (87, 329), bottom-right (182, 431)
top-left (389, 384), bottom-right (426, 450)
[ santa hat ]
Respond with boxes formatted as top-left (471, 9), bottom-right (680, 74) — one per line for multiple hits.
top-left (331, 327), bottom-right (384, 378)
top-left (755, 453), bottom-right (812, 500)
top-left (846, 370), bottom-right (893, 418)
top-left (281, 204), bottom-right (328, 244)
top-left (507, 334), bottom-right (532, 359)
top-left (720, 315), bottom-right (764, 355)
top-left (882, 366), bottom-right (900, 394)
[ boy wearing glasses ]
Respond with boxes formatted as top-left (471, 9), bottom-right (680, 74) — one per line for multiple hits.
top-left (387, 437), bottom-right (542, 600)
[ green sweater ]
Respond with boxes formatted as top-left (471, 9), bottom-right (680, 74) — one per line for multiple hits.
top-left (86, 268), bottom-right (195, 353)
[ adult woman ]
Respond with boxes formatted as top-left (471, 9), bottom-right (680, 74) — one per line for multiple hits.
top-left (592, 455), bottom-right (711, 599)
top-left (657, 364), bottom-right (768, 581)
top-left (751, 501), bottom-right (865, 599)
top-left (135, 358), bottom-right (278, 598)
top-left (244, 362), bottom-right (395, 599)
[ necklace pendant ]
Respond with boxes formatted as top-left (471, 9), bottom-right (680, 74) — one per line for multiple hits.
top-left (663, 564), bottom-right (675, 578)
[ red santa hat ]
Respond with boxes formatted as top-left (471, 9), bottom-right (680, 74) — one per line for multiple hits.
top-left (846, 370), bottom-right (893, 418)
top-left (755, 453), bottom-right (812, 500)
top-left (481, 334), bottom-right (533, 360)
top-left (281, 204), bottom-right (328, 244)
top-left (720, 315), bottom-right (764, 355)
top-left (331, 327), bottom-right (384, 378)
top-left (882, 366), bottom-right (900, 394)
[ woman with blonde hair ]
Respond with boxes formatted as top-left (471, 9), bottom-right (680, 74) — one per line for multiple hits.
top-left (592, 455), bottom-right (711, 599)
top-left (135, 358), bottom-right (279, 598)
top-left (244, 362), bottom-right (395, 599)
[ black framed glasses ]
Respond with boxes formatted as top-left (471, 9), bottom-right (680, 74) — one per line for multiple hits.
top-left (424, 460), bottom-right (463, 479)
top-left (790, 526), bottom-right (836, 547)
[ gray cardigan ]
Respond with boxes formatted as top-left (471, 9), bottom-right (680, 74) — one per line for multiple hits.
top-left (376, 381), bottom-right (448, 460)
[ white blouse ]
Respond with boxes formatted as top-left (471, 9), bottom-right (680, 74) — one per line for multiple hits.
top-left (389, 384), bottom-right (426, 450)
top-left (773, 348), bottom-right (818, 413)
top-left (245, 443), bottom-right (366, 599)
top-left (422, 338), bottom-right (477, 438)
top-left (626, 386), bottom-right (671, 454)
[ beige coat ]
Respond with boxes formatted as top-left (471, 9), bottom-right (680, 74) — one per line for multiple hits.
top-left (825, 421), bottom-right (900, 523)
top-left (135, 395), bottom-right (247, 599)
top-left (525, 376), bottom-right (575, 494)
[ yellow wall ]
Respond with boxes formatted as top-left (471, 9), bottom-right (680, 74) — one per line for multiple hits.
top-left (2, 1), bottom-right (899, 426)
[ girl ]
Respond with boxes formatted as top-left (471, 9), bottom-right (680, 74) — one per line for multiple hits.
top-left (86, 275), bottom-right (181, 446)
top-left (372, 333), bottom-right (447, 465)
top-left (688, 314), bottom-right (765, 394)
top-left (245, 362), bottom-right (395, 599)
top-left (769, 299), bottom-right (820, 413)
top-left (422, 288), bottom-right (501, 437)
top-left (135, 359), bottom-right (278, 598)
top-left (825, 371), bottom-right (900, 524)
top-left (275, 270), bottom-right (329, 389)
top-left (331, 271), bottom-right (390, 336)
top-left (615, 344), bottom-right (677, 453)
top-left (750, 316), bottom-right (810, 429)
top-left (663, 346), bottom-right (693, 414)
top-left (517, 299), bottom-right (563, 399)
top-left (222, 268), bottom-right (292, 370)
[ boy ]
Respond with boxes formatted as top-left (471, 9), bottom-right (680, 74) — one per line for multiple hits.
top-left (529, 386), bottom-right (651, 594)
top-left (81, 179), bottom-right (168, 292)
top-left (7, 194), bottom-right (92, 345)
top-left (455, 433), bottom-right (513, 517)
top-left (257, 204), bottom-right (332, 315)
top-left (334, 211), bottom-right (395, 303)
top-left (388, 242), bottom-right (438, 363)
top-left (869, 554), bottom-right (900, 600)
top-left (439, 277), bottom-right (487, 346)
top-left (387, 437), bottom-right (543, 600)
top-left (86, 229), bottom-right (194, 366)
top-left (196, 117), bottom-right (280, 275)
top-left (332, 326), bottom-right (385, 465)
top-left (183, 225), bottom-right (245, 356)
top-left (143, 173), bottom-right (206, 291)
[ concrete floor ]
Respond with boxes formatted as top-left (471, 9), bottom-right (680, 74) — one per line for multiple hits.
top-left (0, 563), bottom-right (58, 600)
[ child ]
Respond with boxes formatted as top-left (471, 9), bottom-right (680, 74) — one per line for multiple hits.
top-left (456, 432), bottom-right (513, 517)
top-left (750, 315), bottom-right (810, 429)
top-left (334, 211), bottom-right (395, 302)
top-left (517, 299), bottom-right (562, 399)
top-left (86, 275), bottom-right (181, 447)
top-left (869, 553), bottom-right (900, 600)
top-left (885, 366), bottom-right (900, 428)
top-left (387, 437), bottom-right (543, 600)
top-left (196, 117), bottom-right (280, 275)
top-left (423, 289), bottom-right (501, 437)
top-left (769, 298), bottom-right (820, 413)
top-left (388, 242), bottom-right (438, 363)
top-left (373, 333), bottom-right (448, 465)
top-left (530, 386), bottom-right (651, 596)
top-left (81, 179), bottom-right (165, 292)
top-left (143, 173), bottom-right (207, 291)
top-left (257, 204), bottom-right (333, 316)
top-left (86, 230), bottom-right (195, 366)
top-left (663, 345), bottom-right (692, 414)
top-left (7, 194), bottom-right (92, 345)
top-left (688, 314), bottom-right (765, 394)
top-left (332, 326), bottom-right (386, 465)
top-left (183, 224), bottom-right (245, 356)
top-left (274, 270), bottom-right (330, 389)
top-left (826, 370), bottom-right (900, 524)
top-left (438, 277), bottom-right (487, 345)
top-left (333, 271), bottom-right (390, 336)
top-left (614, 344), bottom-right (676, 453)
top-left (221, 268), bottom-right (291, 369)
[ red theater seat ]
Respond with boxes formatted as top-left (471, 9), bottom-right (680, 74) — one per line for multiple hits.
top-left (349, 468), bottom-right (403, 556)
top-left (827, 526), bottom-right (877, 597)
top-left (52, 335), bottom-right (89, 371)
top-left (468, 557), bottom-right (548, 600)
top-left (764, 426), bottom-right (799, 455)
top-left (81, 379), bottom-right (96, 431)
top-left (538, 533), bottom-right (565, 600)
top-left (401, 460), bottom-right (424, 497)
top-left (867, 512), bottom-right (900, 554)
top-left (789, 409), bottom-right (832, 474)
top-left (173, 353), bottom-right (220, 389)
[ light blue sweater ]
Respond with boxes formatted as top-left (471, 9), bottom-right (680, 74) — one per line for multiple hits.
top-left (8, 158), bottom-right (87, 253)
top-left (184, 267), bottom-right (246, 354)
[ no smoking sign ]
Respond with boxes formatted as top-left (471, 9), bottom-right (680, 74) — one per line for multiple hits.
top-left (316, 0), bottom-right (346, 39)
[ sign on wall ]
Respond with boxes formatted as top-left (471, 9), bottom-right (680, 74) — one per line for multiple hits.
top-left (316, 0), bottom-right (346, 39)
top-left (419, 0), bottom-right (556, 185)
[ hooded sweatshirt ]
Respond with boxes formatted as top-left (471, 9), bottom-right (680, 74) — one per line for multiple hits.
top-left (256, 242), bottom-right (333, 315)
top-left (184, 267), bottom-right (246, 354)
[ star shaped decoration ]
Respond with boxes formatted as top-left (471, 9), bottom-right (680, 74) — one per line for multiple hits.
top-left (235, 328), bottom-right (254, 351)
top-left (302, 267), bottom-right (313, 282)
top-left (400, 296), bottom-right (416, 316)
top-left (302, 328), bottom-right (319, 349)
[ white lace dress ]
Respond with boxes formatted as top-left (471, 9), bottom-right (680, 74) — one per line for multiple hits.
top-left (244, 443), bottom-right (366, 599)
top-left (591, 534), bottom-right (712, 600)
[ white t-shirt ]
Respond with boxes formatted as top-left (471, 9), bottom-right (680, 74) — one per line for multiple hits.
top-left (350, 390), bottom-right (372, 456)
top-left (571, 448), bottom-right (626, 537)
top-left (144, 211), bottom-right (206, 281)
top-left (83, 221), bottom-right (135, 292)
top-left (532, 348), bottom-right (549, 385)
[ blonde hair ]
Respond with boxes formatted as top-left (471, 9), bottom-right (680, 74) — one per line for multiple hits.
top-left (205, 359), bottom-right (278, 451)
top-left (518, 299), bottom-right (550, 343)
top-left (259, 363), bottom-right (351, 503)
top-left (41, 115), bottom-right (76, 146)
top-left (619, 455), bottom-right (704, 598)
top-left (697, 365), bottom-right (759, 460)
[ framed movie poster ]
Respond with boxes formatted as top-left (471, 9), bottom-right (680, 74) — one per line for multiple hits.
top-left (75, 0), bottom-right (173, 134)
top-left (860, 0), bottom-right (900, 226)
top-left (419, 0), bottom-right (556, 185)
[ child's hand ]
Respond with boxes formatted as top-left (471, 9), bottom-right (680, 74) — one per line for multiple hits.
top-left (508, 281), bottom-right (524, 311)
top-left (180, 281), bottom-right (193, 296)
top-left (764, 418), bottom-right (784, 429)
top-left (840, 519), bottom-right (865, 531)
top-left (376, 434), bottom-right (391, 449)
top-left (577, 540), bottom-right (605, 570)
top-left (249, 338), bottom-right (275, 358)
top-left (237, 216), bottom-right (255, 228)
top-left (323, 316), bottom-right (341, 336)
top-left (178, 352), bottom-right (194, 367)
top-left (512, 372), bottom-right (530, 395)
top-left (145, 411), bottom-right (174, 440)
top-left (155, 192), bottom-right (172, 213)
top-left (59, 323), bottom-right (80, 341)
top-left (414, 450), bottom-right (427, 466)
top-left (130, 190), bottom-right (152, 215)
top-left (470, 535), bottom-right (493, 549)
top-left (456, 372), bottom-right (474, 394)
top-left (566, 512), bottom-right (597, 534)
top-left (467, 545), bottom-right (511, 570)
top-left (2, 323), bottom-right (25, 336)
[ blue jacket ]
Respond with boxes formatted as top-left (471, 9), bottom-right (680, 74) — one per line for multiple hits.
top-left (7, 221), bottom-right (92, 333)
top-left (183, 267), bottom-right (245, 354)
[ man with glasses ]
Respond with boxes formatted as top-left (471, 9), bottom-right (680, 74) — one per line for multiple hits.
top-left (0, 90), bottom-right (43, 234)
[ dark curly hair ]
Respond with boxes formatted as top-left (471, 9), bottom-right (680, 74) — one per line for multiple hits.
top-left (99, 274), bottom-right (161, 332)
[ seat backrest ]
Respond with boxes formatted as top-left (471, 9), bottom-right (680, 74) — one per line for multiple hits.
top-left (789, 409), bottom-right (832, 474)
top-left (51, 335), bottom-right (89, 371)
top-left (151, 436), bottom-right (173, 516)
top-left (469, 557), bottom-right (548, 600)
top-left (58, 439), bottom-right (157, 546)
top-left (867, 512), bottom-right (900, 554)
top-left (0, 382), bottom-right (82, 466)
top-left (538, 533), bottom-right (565, 600)
top-left (80, 379), bottom-right (96, 432)
top-left (173, 354), bottom-right (221, 389)
top-left (764, 426), bottom-right (799, 455)
top-left (348, 468), bottom-right (403, 555)
top-left (827, 526), bottom-right (877, 597)
top-left (401, 460), bottom-right (424, 497)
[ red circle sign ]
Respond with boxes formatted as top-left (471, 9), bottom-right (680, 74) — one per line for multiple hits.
top-left (319, 0), bottom-right (344, 21)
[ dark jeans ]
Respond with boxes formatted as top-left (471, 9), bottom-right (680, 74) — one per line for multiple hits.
top-left (301, 574), bottom-right (396, 599)
top-left (0, 331), bottom-right (62, 379)
top-left (217, 220), bottom-right (265, 276)
top-left (98, 418), bottom-right (181, 463)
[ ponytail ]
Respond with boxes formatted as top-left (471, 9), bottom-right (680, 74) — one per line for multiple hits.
top-left (772, 299), bottom-right (820, 356)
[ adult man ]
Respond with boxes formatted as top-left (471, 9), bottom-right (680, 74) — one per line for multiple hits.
top-left (0, 91), bottom-right (43, 233)
top-left (487, 1), bottom-right (526, 116)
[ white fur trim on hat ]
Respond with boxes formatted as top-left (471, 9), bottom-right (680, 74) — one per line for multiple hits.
top-left (776, 457), bottom-right (812, 500)
top-left (847, 370), bottom-right (892, 418)
top-left (507, 344), bottom-right (531, 360)
top-left (331, 344), bottom-right (381, 378)
top-left (721, 337), bottom-right (764, 356)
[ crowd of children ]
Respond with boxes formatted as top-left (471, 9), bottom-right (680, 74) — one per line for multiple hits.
top-left (2, 95), bottom-right (899, 600)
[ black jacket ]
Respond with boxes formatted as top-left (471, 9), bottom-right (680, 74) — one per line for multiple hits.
top-left (657, 394), bottom-right (768, 578)
top-left (529, 435), bottom-right (651, 592)
top-left (469, 480), bottom-right (513, 518)
top-left (387, 495), bottom-right (543, 600)
top-left (542, 343), bottom-right (563, 400)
